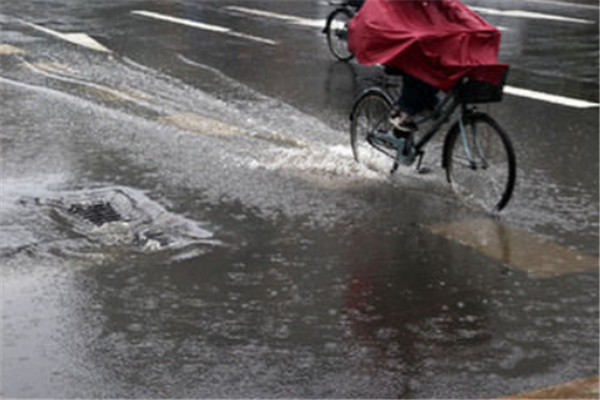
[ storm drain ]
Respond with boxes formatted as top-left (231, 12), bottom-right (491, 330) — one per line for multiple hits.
top-left (22, 186), bottom-right (216, 252)
top-left (68, 201), bottom-right (123, 226)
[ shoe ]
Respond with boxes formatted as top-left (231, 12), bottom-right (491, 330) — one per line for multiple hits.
top-left (389, 109), bottom-right (417, 134)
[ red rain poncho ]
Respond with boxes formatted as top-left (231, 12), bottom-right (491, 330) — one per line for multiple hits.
top-left (348, 0), bottom-right (508, 91)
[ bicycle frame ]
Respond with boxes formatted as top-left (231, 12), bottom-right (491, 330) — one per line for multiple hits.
top-left (359, 87), bottom-right (465, 167)
top-left (411, 89), bottom-right (462, 154)
top-left (350, 72), bottom-right (516, 211)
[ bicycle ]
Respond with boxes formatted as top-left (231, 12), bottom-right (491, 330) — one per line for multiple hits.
top-left (322, 0), bottom-right (364, 61)
top-left (349, 69), bottom-right (516, 212)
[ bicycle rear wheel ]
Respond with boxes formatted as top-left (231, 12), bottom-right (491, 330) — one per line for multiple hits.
top-left (326, 8), bottom-right (354, 61)
top-left (445, 113), bottom-right (516, 212)
top-left (350, 90), bottom-right (395, 172)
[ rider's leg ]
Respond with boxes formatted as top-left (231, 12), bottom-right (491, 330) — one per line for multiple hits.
top-left (390, 74), bottom-right (439, 135)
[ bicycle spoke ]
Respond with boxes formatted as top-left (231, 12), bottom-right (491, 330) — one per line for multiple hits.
top-left (447, 114), bottom-right (515, 212)
top-left (350, 91), bottom-right (396, 172)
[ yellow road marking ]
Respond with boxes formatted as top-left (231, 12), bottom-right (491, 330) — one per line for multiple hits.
top-left (22, 60), bottom-right (153, 103)
top-left (114, 86), bottom-right (153, 100)
top-left (500, 375), bottom-right (599, 399)
top-left (158, 113), bottom-right (244, 136)
top-left (0, 44), bottom-right (26, 55)
top-left (283, 167), bottom-right (361, 190)
top-left (249, 131), bottom-right (307, 149)
top-left (428, 219), bottom-right (598, 277)
top-left (84, 85), bottom-right (153, 102)
top-left (28, 61), bottom-right (77, 74)
top-left (83, 85), bottom-right (133, 102)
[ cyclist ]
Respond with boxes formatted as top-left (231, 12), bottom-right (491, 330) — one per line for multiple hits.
top-left (348, 0), bottom-right (506, 135)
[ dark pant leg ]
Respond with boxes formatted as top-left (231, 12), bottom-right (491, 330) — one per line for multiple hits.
top-left (397, 74), bottom-right (439, 116)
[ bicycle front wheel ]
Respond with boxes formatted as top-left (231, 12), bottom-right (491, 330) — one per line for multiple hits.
top-left (445, 113), bottom-right (516, 212)
top-left (350, 90), bottom-right (395, 172)
top-left (326, 8), bottom-right (354, 61)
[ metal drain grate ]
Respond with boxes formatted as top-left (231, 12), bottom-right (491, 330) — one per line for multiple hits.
top-left (68, 201), bottom-right (122, 226)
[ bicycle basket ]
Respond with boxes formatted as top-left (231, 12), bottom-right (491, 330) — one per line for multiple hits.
top-left (458, 68), bottom-right (508, 104)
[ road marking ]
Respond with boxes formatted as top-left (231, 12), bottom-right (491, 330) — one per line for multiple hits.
top-left (226, 6), bottom-right (326, 28)
top-left (131, 10), bottom-right (277, 46)
top-left (519, 0), bottom-right (600, 11)
top-left (470, 6), bottom-right (595, 24)
top-left (83, 85), bottom-right (141, 102)
top-left (504, 86), bottom-right (599, 109)
top-left (21, 59), bottom-right (153, 103)
top-left (114, 86), bottom-right (154, 100)
top-left (20, 21), bottom-right (112, 52)
top-left (428, 219), bottom-right (598, 278)
top-left (158, 113), bottom-right (245, 137)
top-left (0, 44), bottom-right (26, 55)
top-left (28, 61), bottom-right (77, 74)
top-left (500, 375), bottom-right (599, 399)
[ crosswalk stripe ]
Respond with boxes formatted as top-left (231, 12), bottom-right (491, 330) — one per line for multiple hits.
top-left (428, 219), bottom-right (598, 278)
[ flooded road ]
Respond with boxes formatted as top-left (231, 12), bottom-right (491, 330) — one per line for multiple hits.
top-left (1, 0), bottom-right (598, 398)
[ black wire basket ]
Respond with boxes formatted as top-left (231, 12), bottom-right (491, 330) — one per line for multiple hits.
top-left (458, 68), bottom-right (509, 104)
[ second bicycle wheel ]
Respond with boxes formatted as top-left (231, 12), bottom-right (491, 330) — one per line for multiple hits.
top-left (350, 90), bottom-right (395, 172)
top-left (326, 8), bottom-right (354, 61)
top-left (445, 113), bottom-right (516, 212)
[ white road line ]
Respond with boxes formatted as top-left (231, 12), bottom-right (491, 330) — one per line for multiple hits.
top-left (227, 6), bottom-right (509, 32)
top-left (470, 6), bottom-right (595, 24)
top-left (131, 10), bottom-right (277, 46)
top-left (226, 6), bottom-right (326, 28)
top-left (504, 86), bottom-right (599, 108)
top-left (20, 21), bottom-right (112, 52)
top-left (519, 0), bottom-right (600, 11)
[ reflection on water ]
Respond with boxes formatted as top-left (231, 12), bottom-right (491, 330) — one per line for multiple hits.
top-left (6, 210), bottom-right (590, 398)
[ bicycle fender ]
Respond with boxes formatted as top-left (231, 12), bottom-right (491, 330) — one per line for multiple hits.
top-left (349, 88), bottom-right (393, 121)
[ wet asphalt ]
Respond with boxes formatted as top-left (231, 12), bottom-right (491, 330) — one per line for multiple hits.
top-left (0, 0), bottom-right (598, 398)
